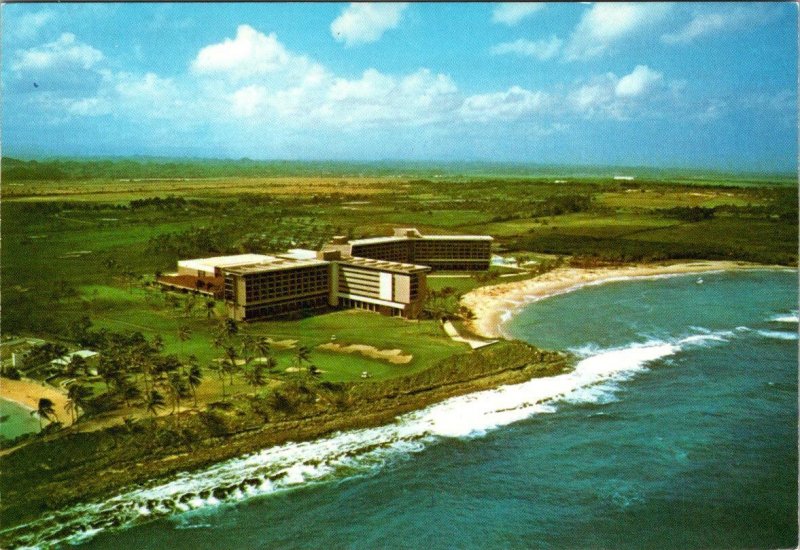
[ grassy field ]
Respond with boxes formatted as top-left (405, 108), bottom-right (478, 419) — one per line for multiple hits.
top-left (2, 157), bottom-right (796, 397)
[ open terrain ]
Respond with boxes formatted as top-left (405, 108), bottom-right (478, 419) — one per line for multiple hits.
top-left (0, 158), bottom-right (796, 542)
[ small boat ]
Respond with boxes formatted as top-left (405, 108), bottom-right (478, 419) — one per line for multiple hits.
top-left (696, 277), bottom-right (704, 284)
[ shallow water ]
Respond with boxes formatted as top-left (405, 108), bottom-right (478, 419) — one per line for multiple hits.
top-left (7, 270), bottom-right (797, 549)
top-left (0, 398), bottom-right (39, 440)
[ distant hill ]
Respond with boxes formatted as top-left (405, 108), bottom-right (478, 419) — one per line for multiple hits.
top-left (1, 156), bottom-right (795, 185)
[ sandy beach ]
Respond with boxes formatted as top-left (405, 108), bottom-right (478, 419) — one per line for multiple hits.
top-left (461, 261), bottom-right (790, 339)
top-left (0, 378), bottom-right (73, 426)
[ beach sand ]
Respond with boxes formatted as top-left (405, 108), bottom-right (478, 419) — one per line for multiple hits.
top-left (0, 378), bottom-right (73, 426)
top-left (461, 261), bottom-right (786, 339)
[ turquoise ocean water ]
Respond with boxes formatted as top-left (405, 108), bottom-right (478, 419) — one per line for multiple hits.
top-left (0, 398), bottom-right (39, 440)
top-left (7, 270), bottom-right (797, 548)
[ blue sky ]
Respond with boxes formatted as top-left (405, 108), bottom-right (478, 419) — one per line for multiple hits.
top-left (2, 2), bottom-right (797, 171)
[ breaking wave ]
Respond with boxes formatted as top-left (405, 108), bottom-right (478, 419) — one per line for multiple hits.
top-left (769, 311), bottom-right (799, 324)
top-left (3, 328), bottom-right (741, 549)
top-left (756, 330), bottom-right (798, 341)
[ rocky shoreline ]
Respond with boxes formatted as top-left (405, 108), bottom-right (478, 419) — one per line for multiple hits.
top-left (0, 340), bottom-right (567, 543)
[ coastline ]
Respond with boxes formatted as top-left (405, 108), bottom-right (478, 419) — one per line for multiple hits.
top-left (0, 341), bottom-right (567, 540)
top-left (0, 378), bottom-right (72, 427)
top-left (461, 261), bottom-right (792, 339)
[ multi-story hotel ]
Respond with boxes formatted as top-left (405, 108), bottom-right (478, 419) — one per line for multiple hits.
top-left (159, 228), bottom-right (492, 321)
top-left (323, 251), bottom-right (430, 318)
top-left (325, 228), bottom-right (493, 271)
top-left (223, 256), bottom-right (331, 322)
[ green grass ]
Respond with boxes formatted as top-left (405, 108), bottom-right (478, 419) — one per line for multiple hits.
top-left (2, 168), bottom-right (795, 388)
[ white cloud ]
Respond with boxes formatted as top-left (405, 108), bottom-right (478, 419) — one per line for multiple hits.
top-left (564, 3), bottom-right (672, 60)
top-left (319, 68), bottom-right (460, 126)
top-left (491, 3), bottom-right (546, 26)
top-left (12, 33), bottom-right (104, 71)
top-left (569, 65), bottom-right (667, 118)
top-left (191, 25), bottom-right (292, 77)
top-left (615, 65), bottom-right (662, 97)
top-left (490, 36), bottom-right (562, 60)
top-left (66, 96), bottom-right (112, 116)
top-left (460, 86), bottom-right (550, 122)
top-left (231, 85), bottom-right (268, 117)
top-left (331, 3), bottom-right (408, 46)
top-left (661, 6), bottom-right (776, 45)
top-left (12, 9), bottom-right (55, 41)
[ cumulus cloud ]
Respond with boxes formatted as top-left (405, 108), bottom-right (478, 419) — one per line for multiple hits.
top-left (490, 37), bottom-right (562, 60)
top-left (231, 85), bottom-right (268, 117)
top-left (12, 33), bottom-right (104, 71)
top-left (11, 9), bottom-right (55, 41)
top-left (661, 6), bottom-right (777, 45)
top-left (191, 25), bottom-right (292, 77)
top-left (460, 86), bottom-right (550, 122)
top-left (330, 3), bottom-right (408, 46)
top-left (615, 65), bottom-right (663, 97)
top-left (564, 3), bottom-right (672, 60)
top-left (491, 3), bottom-right (545, 26)
top-left (569, 65), bottom-right (667, 118)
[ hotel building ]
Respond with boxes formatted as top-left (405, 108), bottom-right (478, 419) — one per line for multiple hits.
top-left (325, 228), bottom-right (493, 271)
top-left (160, 228), bottom-right (492, 321)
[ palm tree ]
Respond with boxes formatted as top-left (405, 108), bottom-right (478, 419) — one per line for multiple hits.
top-left (243, 363), bottom-right (266, 394)
top-left (32, 398), bottom-right (57, 430)
top-left (65, 384), bottom-right (93, 423)
top-left (255, 336), bottom-right (271, 361)
top-left (177, 324), bottom-right (192, 355)
top-left (69, 354), bottom-right (91, 377)
top-left (166, 372), bottom-right (187, 414)
top-left (211, 362), bottom-right (228, 401)
top-left (294, 345), bottom-right (314, 375)
top-left (187, 361), bottom-right (203, 407)
top-left (145, 390), bottom-right (166, 416)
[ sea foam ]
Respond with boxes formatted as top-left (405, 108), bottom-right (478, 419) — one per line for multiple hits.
top-left (770, 311), bottom-right (799, 324)
top-left (756, 329), bottom-right (798, 341)
top-left (2, 330), bottom-right (734, 548)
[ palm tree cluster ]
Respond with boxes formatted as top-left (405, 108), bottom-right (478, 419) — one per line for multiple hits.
top-left (211, 320), bottom-right (279, 400)
top-left (424, 287), bottom-right (473, 321)
top-left (95, 331), bottom-right (195, 417)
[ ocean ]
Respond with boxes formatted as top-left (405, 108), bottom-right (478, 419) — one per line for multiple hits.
top-left (9, 270), bottom-right (798, 548)
top-left (0, 398), bottom-right (39, 440)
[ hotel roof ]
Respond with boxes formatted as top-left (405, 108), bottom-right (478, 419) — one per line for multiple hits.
top-left (347, 236), bottom-right (407, 246)
top-left (347, 234), bottom-right (493, 246)
top-left (222, 257), bottom-right (329, 275)
top-left (178, 254), bottom-right (272, 272)
top-left (339, 256), bottom-right (431, 274)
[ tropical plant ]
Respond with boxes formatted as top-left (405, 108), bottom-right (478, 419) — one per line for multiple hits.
top-left (166, 372), bottom-right (189, 413)
top-left (187, 360), bottom-right (203, 407)
top-left (243, 362), bottom-right (267, 394)
top-left (66, 354), bottom-right (88, 377)
top-left (177, 324), bottom-right (192, 355)
top-left (65, 383), bottom-right (93, 423)
top-left (145, 390), bottom-right (166, 416)
top-left (31, 398), bottom-right (57, 430)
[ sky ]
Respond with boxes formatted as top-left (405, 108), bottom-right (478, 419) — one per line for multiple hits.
top-left (2, 2), bottom-right (797, 171)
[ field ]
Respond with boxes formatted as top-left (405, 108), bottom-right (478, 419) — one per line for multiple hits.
top-left (0, 157), bottom-right (796, 541)
top-left (1, 157), bottom-right (796, 412)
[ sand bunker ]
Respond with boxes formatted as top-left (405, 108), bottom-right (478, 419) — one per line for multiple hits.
top-left (267, 338), bottom-right (297, 350)
top-left (317, 343), bottom-right (413, 364)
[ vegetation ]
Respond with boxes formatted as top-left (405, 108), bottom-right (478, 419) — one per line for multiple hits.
top-left (0, 156), bottom-right (796, 541)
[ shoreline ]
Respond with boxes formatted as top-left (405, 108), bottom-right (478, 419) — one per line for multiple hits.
top-left (0, 378), bottom-right (72, 427)
top-left (0, 341), bottom-right (567, 540)
top-left (461, 261), bottom-right (793, 339)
